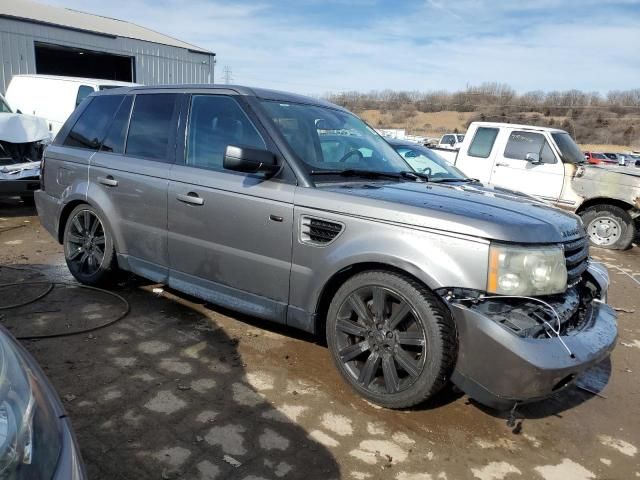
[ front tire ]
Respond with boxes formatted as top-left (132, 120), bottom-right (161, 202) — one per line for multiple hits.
top-left (582, 205), bottom-right (635, 250)
top-left (326, 271), bottom-right (457, 409)
top-left (63, 204), bottom-right (119, 286)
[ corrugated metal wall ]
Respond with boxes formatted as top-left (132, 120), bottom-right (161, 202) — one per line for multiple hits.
top-left (0, 17), bottom-right (215, 93)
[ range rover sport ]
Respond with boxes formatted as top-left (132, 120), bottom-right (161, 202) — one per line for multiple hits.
top-left (35, 85), bottom-right (617, 410)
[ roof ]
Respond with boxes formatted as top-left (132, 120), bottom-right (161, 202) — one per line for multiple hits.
top-left (471, 121), bottom-right (566, 134)
top-left (0, 0), bottom-right (213, 54)
top-left (12, 74), bottom-right (139, 86)
top-left (94, 84), bottom-right (349, 111)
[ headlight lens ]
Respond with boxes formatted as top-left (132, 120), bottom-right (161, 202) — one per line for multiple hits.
top-left (487, 244), bottom-right (567, 296)
top-left (0, 335), bottom-right (35, 478)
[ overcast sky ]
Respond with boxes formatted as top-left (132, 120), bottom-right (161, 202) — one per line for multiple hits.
top-left (48, 0), bottom-right (640, 95)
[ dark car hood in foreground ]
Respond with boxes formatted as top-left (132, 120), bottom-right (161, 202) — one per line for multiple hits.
top-left (299, 180), bottom-right (583, 244)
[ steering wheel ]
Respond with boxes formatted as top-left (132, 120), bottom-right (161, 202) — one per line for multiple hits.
top-left (338, 149), bottom-right (364, 163)
top-left (421, 167), bottom-right (432, 176)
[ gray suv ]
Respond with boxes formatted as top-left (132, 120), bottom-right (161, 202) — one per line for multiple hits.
top-left (35, 85), bottom-right (617, 410)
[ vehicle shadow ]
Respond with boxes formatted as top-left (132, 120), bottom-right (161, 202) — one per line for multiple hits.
top-left (0, 196), bottom-right (37, 219)
top-left (0, 264), bottom-right (342, 480)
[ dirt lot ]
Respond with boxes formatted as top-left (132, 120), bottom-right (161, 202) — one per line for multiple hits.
top-left (1, 198), bottom-right (639, 480)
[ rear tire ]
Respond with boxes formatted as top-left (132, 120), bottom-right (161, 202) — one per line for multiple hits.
top-left (582, 205), bottom-right (635, 250)
top-left (63, 204), bottom-right (119, 287)
top-left (326, 270), bottom-right (457, 409)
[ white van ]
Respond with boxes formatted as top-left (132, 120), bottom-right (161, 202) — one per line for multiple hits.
top-left (5, 75), bottom-right (138, 137)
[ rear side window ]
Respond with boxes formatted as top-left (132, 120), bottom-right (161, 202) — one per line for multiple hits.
top-left (468, 127), bottom-right (498, 158)
top-left (504, 131), bottom-right (556, 163)
top-left (100, 96), bottom-right (133, 154)
top-left (126, 94), bottom-right (178, 161)
top-left (186, 95), bottom-right (266, 171)
top-left (63, 95), bottom-right (124, 150)
top-left (76, 85), bottom-right (95, 107)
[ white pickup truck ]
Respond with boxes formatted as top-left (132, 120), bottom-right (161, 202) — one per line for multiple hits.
top-left (431, 122), bottom-right (640, 250)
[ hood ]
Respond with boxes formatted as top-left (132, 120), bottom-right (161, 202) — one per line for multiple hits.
top-left (581, 163), bottom-right (640, 182)
top-left (298, 180), bottom-right (583, 244)
top-left (0, 113), bottom-right (50, 143)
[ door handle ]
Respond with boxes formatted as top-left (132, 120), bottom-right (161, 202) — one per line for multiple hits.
top-left (177, 192), bottom-right (204, 206)
top-left (97, 175), bottom-right (118, 187)
top-left (495, 162), bottom-right (509, 167)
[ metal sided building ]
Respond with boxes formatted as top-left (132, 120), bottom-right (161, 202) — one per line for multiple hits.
top-left (0, 0), bottom-right (215, 93)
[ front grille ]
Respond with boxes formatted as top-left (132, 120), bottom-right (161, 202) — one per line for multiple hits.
top-left (564, 236), bottom-right (589, 286)
top-left (300, 216), bottom-right (343, 245)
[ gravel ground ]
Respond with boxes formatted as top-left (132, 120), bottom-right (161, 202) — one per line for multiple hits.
top-left (0, 197), bottom-right (639, 480)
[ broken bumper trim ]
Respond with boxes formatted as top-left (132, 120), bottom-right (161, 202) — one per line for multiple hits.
top-left (447, 263), bottom-right (617, 410)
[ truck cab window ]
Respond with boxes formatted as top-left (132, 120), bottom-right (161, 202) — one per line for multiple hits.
top-left (504, 131), bottom-right (555, 163)
top-left (468, 127), bottom-right (498, 158)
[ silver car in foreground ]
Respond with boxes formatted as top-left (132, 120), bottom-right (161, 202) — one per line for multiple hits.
top-left (35, 85), bottom-right (617, 410)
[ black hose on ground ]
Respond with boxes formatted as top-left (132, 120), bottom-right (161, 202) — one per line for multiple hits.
top-left (0, 266), bottom-right (130, 339)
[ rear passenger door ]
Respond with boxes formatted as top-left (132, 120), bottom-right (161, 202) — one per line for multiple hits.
top-left (455, 126), bottom-right (499, 182)
top-left (167, 93), bottom-right (295, 323)
top-left (89, 92), bottom-right (180, 282)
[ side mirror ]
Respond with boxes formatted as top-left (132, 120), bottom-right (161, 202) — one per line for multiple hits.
top-left (525, 152), bottom-right (541, 164)
top-left (16, 109), bottom-right (22, 114)
top-left (223, 145), bottom-right (279, 174)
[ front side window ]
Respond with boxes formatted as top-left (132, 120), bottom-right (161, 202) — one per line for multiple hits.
top-left (468, 127), bottom-right (498, 158)
top-left (63, 95), bottom-right (124, 150)
top-left (186, 95), bottom-right (265, 171)
top-left (259, 100), bottom-right (409, 173)
top-left (552, 132), bottom-right (584, 164)
top-left (125, 94), bottom-right (177, 161)
top-left (76, 85), bottom-right (95, 107)
top-left (504, 131), bottom-right (556, 163)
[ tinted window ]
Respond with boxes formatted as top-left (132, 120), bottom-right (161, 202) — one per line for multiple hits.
top-left (468, 127), bottom-right (498, 158)
top-left (552, 132), bottom-right (584, 164)
top-left (76, 85), bottom-right (95, 107)
top-left (64, 95), bottom-right (123, 150)
top-left (126, 94), bottom-right (177, 161)
top-left (186, 95), bottom-right (265, 171)
top-left (504, 131), bottom-right (555, 163)
top-left (101, 96), bottom-right (133, 154)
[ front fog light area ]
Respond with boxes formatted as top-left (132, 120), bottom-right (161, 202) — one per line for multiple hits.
top-left (488, 244), bottom-right (567, 296)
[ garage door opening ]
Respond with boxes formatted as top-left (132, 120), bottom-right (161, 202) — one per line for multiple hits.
top-left (34, 42), bottom-right (134, 82)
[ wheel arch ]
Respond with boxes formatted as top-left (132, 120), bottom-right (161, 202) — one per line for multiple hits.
top-left (575, 197), bottom-right (637, 216)
top-left (314, 261), bottom-right (444, 339)
top-left (58, 200), bottom-right (121, 254)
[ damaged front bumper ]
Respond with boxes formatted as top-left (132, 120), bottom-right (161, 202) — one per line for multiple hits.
top-left (443, 262), bottom-right (617, 410)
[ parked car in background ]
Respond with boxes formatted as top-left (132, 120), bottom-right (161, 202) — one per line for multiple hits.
top-left (584, 151), bottom-right (614, 164)
top-left (431, 122), bottom-right (640, 250)
top-left (438, 133), bottom-right (464, 149)
top-left (36, 85), bottom-right (616, 411)
top-left (5, 74), bottom-right (138, 137)
top-left (0, 323), bottom-right (86, 478)
top-left (0, 93), bottom-right (49, 203)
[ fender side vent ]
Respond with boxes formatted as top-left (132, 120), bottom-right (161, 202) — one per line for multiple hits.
top-left (301, 216), bottom-right (343, 246)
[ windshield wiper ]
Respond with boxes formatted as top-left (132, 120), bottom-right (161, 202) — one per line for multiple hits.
top-left (430, 177), bottom-right (478, 184)
top-left (309, 169), bottom-right (403, 180)
top-left (399, 171), bottom-right (429, 182)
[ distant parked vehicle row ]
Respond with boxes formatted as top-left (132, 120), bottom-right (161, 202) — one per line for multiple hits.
top-left (5, 74), bottom-right (138, 136)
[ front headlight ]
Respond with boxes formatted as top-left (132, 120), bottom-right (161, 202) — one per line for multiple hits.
top-left (487, 243), bottom-right (567, 296)
top-left (0, 332), bottom-right (61, 480)
top-left (0, 335), bottom-right (35, 478)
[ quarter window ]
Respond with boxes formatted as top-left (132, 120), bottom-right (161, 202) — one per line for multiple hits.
top-left (126, 94), bottom-right (178, 161)
top-left (186, 95), bottom-right (266, 171)
top-left (468, 127), bottom-right (498, 158)
top-left (504, 131), bottom-right (556, 163)
top-left (63, 95), bottom-right (123, 150)
top-left (100, 96), bottom-right (133, 154)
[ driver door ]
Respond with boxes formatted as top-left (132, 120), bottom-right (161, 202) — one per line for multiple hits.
top-left (488, 130), bottom-right (564, 201)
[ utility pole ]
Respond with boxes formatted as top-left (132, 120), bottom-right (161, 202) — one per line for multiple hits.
top-left (223, 66), bottom-right (233, 85)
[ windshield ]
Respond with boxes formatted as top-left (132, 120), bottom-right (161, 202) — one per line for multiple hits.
top-left (551, 132), bottom-right (584, 164)
top-left (393, 144), bottom-right (466, 180)
top-left (0, 96), bottom-right (12, 113)
top-left (259, 100), bottom-right (410, 174)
